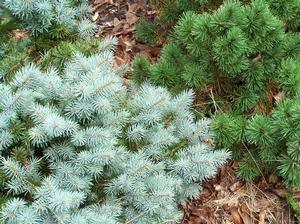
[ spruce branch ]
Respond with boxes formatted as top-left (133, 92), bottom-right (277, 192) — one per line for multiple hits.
top-left (0, 41), bottom-right (229, 223)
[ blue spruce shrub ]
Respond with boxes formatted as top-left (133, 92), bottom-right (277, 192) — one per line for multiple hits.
top-left (0, 0), bottom-right (98, 82)
top-left (0, 38), bottom-right (229, 223)
top-left (3, 0), bottom-right (97, 37)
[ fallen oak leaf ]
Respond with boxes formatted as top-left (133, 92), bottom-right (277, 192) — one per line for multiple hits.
top-left (125, 2), bottom-right (139, 25)
top-left (113, 17), bottom-right (122, 26)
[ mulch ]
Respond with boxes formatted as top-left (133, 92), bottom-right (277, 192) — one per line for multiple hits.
top-left (181, 161), bottom-right (299, 224)
top-left (91, 1), bottom-right (300, 223)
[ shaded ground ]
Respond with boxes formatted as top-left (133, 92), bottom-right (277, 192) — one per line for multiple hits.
top-left (91, 1), bottom-right (300, 223)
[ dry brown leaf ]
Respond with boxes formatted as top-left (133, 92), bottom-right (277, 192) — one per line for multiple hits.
top-left (200, 136), bottom-right (216, 147)
top-left (125, 11), bottom-right (139, 25)
top-left (200, 188), bottom-right (212, 202)
top-left (94, 0), bottom-right (111, 6)
top-left (113, 17), bottom-right (121, 26)
top-left (239, 209), bottom-right (252, 224)
top-left (93, 0), bottom-right (112, 11)
top-left (230, 208), bottom-right (242, 224)
top-left (124, 3), bottom-right (139, 25)
top-left (258, 210), bottom-right (266, 224)
top-left (189, 206), bottom-right (215, 224)
top-left (240, 203), bottom-right (250, 215)
top-left (214, 184), bottom-right (223, 192)
top-left (229, 181), bottom-right (244, 192)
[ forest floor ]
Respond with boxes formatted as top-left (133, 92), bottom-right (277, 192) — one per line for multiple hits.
top-left (91, 0), bottom-right (300, 223)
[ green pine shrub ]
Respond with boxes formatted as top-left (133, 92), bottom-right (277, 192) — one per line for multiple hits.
top-left (38, 38), bottom-right (104, 71)
top-left (0, 38), bottom-right (229, 223)
top-left (132, 0), bottom-right (300, 186)
top-left (267, 0), bottom-right (300, 31)
top-left (135, 0), bottom-right (299, 44)
top-left (212, 98), bottom-right (300, 186)
top-left (135, 0), bottom-right (225, 44)
top-left (133, 0), bottom-right (300, 113)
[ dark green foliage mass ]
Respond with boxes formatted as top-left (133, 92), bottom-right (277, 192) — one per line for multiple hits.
top-left (213, 96), bottom-right (300, 186)
top-left (133, 0), bottom-right (300, 113)
top-left (38, 38), bottom-right (103, 71)
top-left (132, 0), bottom-right (300, 186)
top-left (267, 0), bottom-right (300, 31)
top-left (0, 5), bottom-right (19, 32)
top-left (136, 0), bottom-right (299, 44)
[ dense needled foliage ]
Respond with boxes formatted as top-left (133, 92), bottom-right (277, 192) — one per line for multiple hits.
top-left (135, 0), bottom-right (225, 44)
top-left (0, 38), bottom-right (229, 223)
top-left (212, 97), bottom-right (300, 186)
top-left (0, 35), bottom-right (32, 82)
top-left (267, 0), bottom-right (300, 31)
top-left (133, 0), bottom-right (300, 113)
top-left (0, 0), bottom-right (97, 81)
top-left (3, 0), bottom-right (97, 37)
top-left (135, 0), bottom-right (299, 44)
top-left (0, 37), bottom-right (102, 84)
top-left (132, 0), bottom-right (300, 186)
